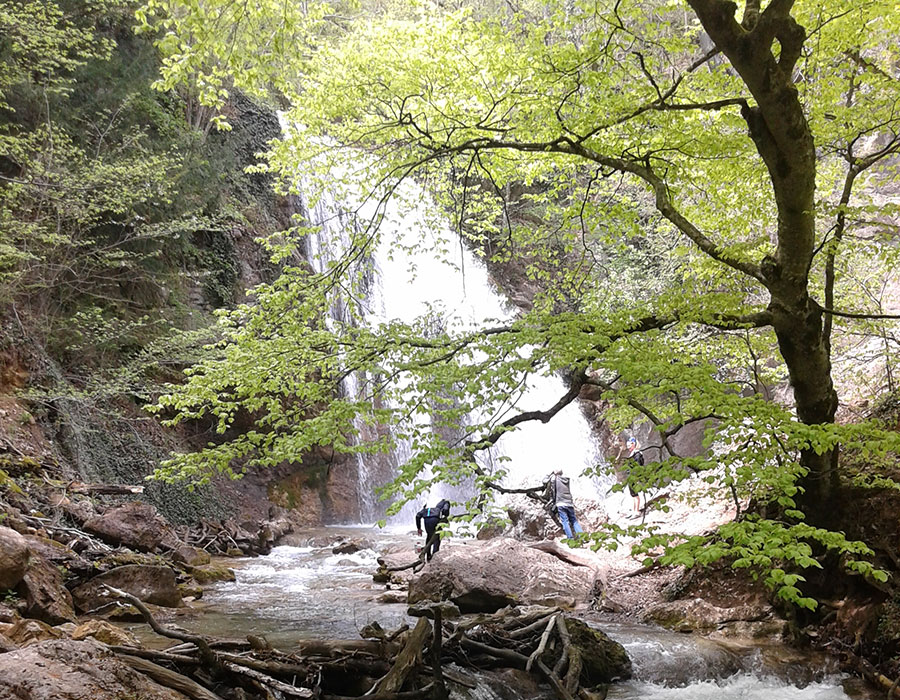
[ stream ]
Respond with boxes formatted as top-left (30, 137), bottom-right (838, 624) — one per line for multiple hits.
top-left (165, 527), bottom-right (875, 700)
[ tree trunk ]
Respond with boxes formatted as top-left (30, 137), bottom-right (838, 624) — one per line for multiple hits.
top-left (770, 298), bottom-right (840, 524)
top-left (687, 0), bottom-right (841, 525)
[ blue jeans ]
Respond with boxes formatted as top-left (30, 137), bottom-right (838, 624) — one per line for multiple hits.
top-left (557, 506), bottom-right (583, 539)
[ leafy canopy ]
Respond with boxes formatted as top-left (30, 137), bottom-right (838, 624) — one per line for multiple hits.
top-left (146, 0), bottom-right (900, 605)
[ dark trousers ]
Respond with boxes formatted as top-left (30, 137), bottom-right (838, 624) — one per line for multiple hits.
top-left (423, 517), bottom-right (441, 560)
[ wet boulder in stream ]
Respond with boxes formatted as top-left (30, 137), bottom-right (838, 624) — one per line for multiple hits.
top-left (408, 537), bottom-right (594, 613)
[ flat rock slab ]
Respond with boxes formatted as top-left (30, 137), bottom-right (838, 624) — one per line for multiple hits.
top-left (0, 638), bottom-right (189, 699)
top-left (408, 537), bottom-right (594, 613)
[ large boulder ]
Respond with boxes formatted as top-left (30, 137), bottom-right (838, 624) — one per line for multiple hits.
top-left (0, 638), bottom-right (189, 699)
top-left (83, 502), bottom-right (176, 552)
top-left (0, 526), bottom-right (29, 589)
top-left (71, 565), bottom-right (182, 612)
top-left (17, 555), bottom-right (76, 624)
top-left (408, 538), bottom-right (595, 613)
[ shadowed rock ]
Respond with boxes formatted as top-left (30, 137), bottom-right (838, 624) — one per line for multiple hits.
top-left (72, 564), bottom-right (182, 612)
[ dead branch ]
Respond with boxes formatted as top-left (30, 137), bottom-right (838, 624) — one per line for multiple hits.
top-left (101, 584), bottom-right (219, 670)
top-left (118, 654), bottom-right (225, 700)
top-left (370, 617), bottom-right (431, 695)
top-left (221, 660), bottom-right (313, 698)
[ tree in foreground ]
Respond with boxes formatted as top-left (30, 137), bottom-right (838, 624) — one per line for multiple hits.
top-left (146, 0), bottom-right (900, 607)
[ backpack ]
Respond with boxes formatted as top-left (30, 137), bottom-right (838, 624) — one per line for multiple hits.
top-left (631, 452), bottom-right (645, 466)
top-left (426, 500), bottom-right (450, 519)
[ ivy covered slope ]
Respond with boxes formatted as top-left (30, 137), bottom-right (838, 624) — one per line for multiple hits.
top-left (147, 0), bottom-right (900, 605)
top-left (0, 0), bottom-right (286, 520)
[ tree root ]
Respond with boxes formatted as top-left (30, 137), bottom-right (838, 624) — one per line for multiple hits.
top-left (102, 592), bottom-right (625, 700)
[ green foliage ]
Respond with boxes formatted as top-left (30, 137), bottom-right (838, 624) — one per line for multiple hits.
top-left (629, 517), bottom-right (888, 610)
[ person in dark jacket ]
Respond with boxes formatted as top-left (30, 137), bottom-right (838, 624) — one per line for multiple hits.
top-left (543, 471), bottom-right (583, 539)
top-left (416, 499), bottom-right (450, 561)
top-left (625, 436), bottom-right (645, 515)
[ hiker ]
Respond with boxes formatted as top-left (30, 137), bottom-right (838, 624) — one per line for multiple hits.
top-left (415, 498), bottom-right (450, 561)
top-left (623, 436), bottom-right (644, 515)
top-left (543, 470), bottom-right (583, 539)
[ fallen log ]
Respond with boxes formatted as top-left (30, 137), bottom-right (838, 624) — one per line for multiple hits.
top-left (118, 654), bottom-right (224, 700)
top-left (69, 482), bottom-right (145, 495)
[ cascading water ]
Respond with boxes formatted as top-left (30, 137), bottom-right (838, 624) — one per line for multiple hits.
top-left (289, 139), bottom-right (608, 524)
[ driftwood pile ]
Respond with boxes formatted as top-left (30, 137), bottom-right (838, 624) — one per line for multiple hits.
top-left (174, 516), bottom-right (294, 557)
top-left (104, 587), bottom-right (630, 700)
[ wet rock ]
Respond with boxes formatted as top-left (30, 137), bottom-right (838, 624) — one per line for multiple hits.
top-left (71, 619), bottom-right (140, 647)
top-left (557, 618), bottom-right (632, 682)
top-left (0, 638), bottom-right (190, 699)
top-left (178, 583), bottom-right (204, 600)
top-left (408, 538), bottom-right (594, 613)
top-left (377, 590), bottom-right (407, 604)
top-left (83, 502), bottom-right (177, 552)
top-left (190, 563), bottom-right (236, 584)
top-left (642, 597), bottom-right (779, 637)
top-left (332, 538), bottom-right (371, 555)
top-left (2, 617), bottom-right (62, 646)
top-left (0, 526), bottom-right (29, 589)
top-left (71, 564), bottom-right (183, 612)
top-left (17, 554), bottom-right (75, 624)
top-left (167, 544), bottom-right (211, 568)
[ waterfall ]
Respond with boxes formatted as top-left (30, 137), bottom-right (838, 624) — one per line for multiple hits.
top-left (285, 130), bottom-right (609, 524)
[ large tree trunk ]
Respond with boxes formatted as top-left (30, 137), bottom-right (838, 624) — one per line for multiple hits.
top-left (688, 0), bottom-right (842, 526)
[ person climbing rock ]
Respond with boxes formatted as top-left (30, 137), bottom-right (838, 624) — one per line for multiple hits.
top-left (622, 436), bottom-right (644, 516)
top-left (415, 499), bottom-right (450, 561)
top-left (543, 470), bottom-right (583, 540)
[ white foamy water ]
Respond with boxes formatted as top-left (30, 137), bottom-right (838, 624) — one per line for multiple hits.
top-left (195, 544), bottom-right (408, 641)
top-left (609, 675), bottom-right (852, 700)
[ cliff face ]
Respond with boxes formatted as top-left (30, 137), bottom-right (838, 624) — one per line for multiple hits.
top-left (0, 8), bottom-right (360, 527)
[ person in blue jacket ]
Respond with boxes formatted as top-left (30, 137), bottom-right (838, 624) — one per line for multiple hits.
top-left (416, 499), bottom-right (450, 561)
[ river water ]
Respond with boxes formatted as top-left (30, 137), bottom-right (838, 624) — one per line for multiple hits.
top-left (172, 527), bottom-right (873, 700)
